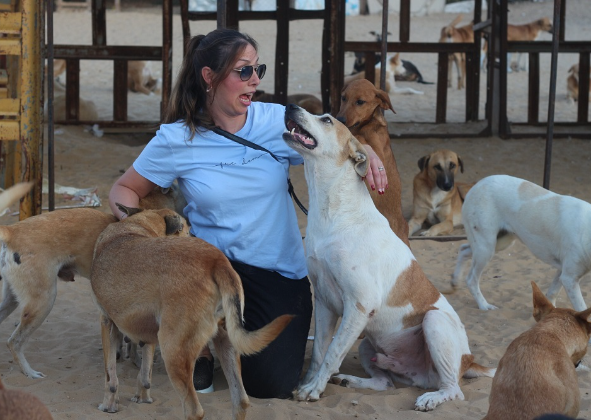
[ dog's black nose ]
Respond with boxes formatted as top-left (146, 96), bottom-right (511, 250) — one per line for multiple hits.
top-left (336, 116), bottom-right (346, 124)
top-left (286, 103), bottom-right (299, 112)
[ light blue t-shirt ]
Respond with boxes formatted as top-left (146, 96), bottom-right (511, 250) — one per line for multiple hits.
top-left (133, 102), bottom-right (307, 279)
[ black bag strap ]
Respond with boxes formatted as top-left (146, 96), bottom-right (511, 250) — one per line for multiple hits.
top-left (212, 127), bottom-right (308, 216)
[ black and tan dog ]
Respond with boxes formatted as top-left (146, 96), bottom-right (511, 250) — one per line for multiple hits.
top-left (408, 149), bottom-right (474, 237)
top-left (91, 204), bottom-right (292, 420)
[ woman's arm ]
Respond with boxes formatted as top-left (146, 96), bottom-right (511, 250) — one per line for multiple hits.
top-left (109, 166), bottom-right (157, 220)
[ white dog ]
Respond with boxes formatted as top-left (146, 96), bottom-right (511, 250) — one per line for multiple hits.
top-left (282, 104), bottom-right (494, 411)
top-left (453, 174), bottom-right (591, 311)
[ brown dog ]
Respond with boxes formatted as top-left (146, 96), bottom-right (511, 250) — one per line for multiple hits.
top-left (0, 208), bottom-right (118, 379)
top-left (483, 282), bottom-right (591, 420)
top-left (253, 90), bottom-right (323, 115)
top-left (336, 78), bottom-right (409, 246)
top-left (0, 186), bottom-right (184, 379)
top-left (91, 205), bottom-right (292, 420)
top-left (507, 17), bottom-right (553, 72)
top-left (0, 377), bottom-right (53, 419)
top-left (408, 149), bottom-right (474, 237)
top-left (439, 15), bottom-right (474, 90)
top-left (566, 63), bottom-right (591, 103)
top-left (128, 61), bottom-right (161, 95)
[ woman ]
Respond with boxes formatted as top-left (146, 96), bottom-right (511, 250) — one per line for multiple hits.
top-left (109, 28), bottom-right (388, 399)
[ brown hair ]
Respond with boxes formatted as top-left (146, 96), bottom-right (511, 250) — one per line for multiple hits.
top-left (163, 28), bottom-right (258, 139)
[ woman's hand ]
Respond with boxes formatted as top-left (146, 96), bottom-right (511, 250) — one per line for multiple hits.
top-left (362, 145), bottom-right (388, 195)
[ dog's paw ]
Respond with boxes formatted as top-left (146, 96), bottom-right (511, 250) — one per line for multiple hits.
top-left (294, 382), bottom-right (322, 402)
top-left (25, 369), bottom-right (46, 379)
top-left (330, 376), bottom-right (350, 387)
top-left (479, 303), bottom-right (499, 311)
top-left (131, 394), bottom-right (153, 404)
top-left (415, 388), bottom-right (463, 411)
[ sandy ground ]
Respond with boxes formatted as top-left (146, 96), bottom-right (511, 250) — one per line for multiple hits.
top-left (1, 1), bottom-right (591, 419)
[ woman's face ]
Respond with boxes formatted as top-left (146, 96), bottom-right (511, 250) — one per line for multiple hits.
top-left (206, 44), bottom-right (262, 122)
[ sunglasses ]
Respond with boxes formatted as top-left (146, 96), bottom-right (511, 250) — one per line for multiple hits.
top-left (233, 64), bottom-right (266, 81)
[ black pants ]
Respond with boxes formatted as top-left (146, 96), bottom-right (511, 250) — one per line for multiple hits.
top-left (230, 260), bottom-right (313, 399)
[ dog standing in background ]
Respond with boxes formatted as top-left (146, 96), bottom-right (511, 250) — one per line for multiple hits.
top-left (408, 150), bottom-right (474, 237)
top-left (483, 282), bottom-right (591, 420)
top-left (507, 17), bottom-right (553, 72)
top-left (439, 15), bottom-right (474, 90)
top-left (566, 63), bottom-right (591, 103)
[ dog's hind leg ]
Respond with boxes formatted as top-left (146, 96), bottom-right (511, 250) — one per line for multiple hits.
top-left (330, 337), bottom-right (394, 391)
top-left (464, 241), bottom-right (498, 310)
top-left (295, 304), bottom-right (367, 401)
top-left (98, 315), bottom-right (122, 413)
top-left (132, 343), bottom-right (155, 404)
top-left (0, 280), bottom-right (19, 324)
top-left (7, 279), bottom-right (58, 379)
top-left (451, 243), bottom-right (472, 290)
top-left (415, 310), bottom-right (464, 411)
top-left (212, 327), bottom-right (249, 420)
top-left (558, 263), bottom-right (589, 312)
top-left (300, 300), bottom-right (338, 386)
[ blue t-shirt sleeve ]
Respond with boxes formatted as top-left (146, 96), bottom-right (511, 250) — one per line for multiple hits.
top-left (133, 124), bottom-right (180, 188)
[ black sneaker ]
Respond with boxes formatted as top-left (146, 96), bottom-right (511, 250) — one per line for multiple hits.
top-left (193, 357), bottom-right (214, 393)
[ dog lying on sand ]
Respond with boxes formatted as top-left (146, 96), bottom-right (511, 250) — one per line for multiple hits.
top-left (483, 282), bottom-right (591, 420)
top-left (283, 104), bottom-right (494, 411)
top-left (91, 204), bottom-right (292, 420)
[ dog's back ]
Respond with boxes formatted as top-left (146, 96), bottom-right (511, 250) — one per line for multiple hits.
top-left (484, 282), bottom-right (591, 420)
top-left (0, 377), bottom-right (53, 419)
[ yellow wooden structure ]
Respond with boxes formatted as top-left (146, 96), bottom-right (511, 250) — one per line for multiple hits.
top-left (0, 0), bottom-right (43, 218)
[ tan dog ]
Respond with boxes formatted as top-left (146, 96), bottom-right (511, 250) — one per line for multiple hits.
top-left (253, 90), bottom-right (323, 115)
top-left (0, 377), bottom-right (53, 419)
top-left (507, 17), bottom-right (553, 72)
top-left (0, 208), bottom-right (118, 379)
top-left (408, 150), bottom-right (474, 237)
top-left (566, 63), bottom-right (591, 103)
top-left (483, 282), bottom-right (591, 420)
top-left (91, 205), bottom-right (292, 420)
top-left (439, 15), bottom-right (474, 90)
top-left (128, 61), bottom-right (161, 95)
top-left (0, 186), bottom-right (184, 379)
top-left (336, 78), bottom-right (409, 246)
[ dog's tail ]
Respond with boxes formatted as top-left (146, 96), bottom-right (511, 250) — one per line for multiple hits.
top-left (0, 182), bottom-right (33, 219)
top-left (463, 361), bottom-right (496, 379)
top-left (215, 264), bottom-right (294, 356)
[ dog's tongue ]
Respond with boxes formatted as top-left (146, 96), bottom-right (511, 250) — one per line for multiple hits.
top-left (293, 131), bottom-right (314, 146)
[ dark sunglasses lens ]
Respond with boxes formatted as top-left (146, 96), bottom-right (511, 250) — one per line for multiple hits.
top-left (240, 66), bottom-right (254, 81)
top-left (256, 64), bottom-right (266, 80)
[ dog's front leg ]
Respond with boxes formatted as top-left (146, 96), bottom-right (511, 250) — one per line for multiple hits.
top-left (295, 304), bottom-right (367, 401)
top-left (559, 266), bottom-right (588, 312)
top-left (299, 299), bottom-right (338, 386)
top-left (212, 330), bottom-right (249, 420)
top-left (98, 315), bottom-right (121, 413)
top-left (421, 219), bottom-right (453, 237)
top-left (132, 343), bottom-right (155, 404)
top-left (545, 269), bottom-right (564, 307)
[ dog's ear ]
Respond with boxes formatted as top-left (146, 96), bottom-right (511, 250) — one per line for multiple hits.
top-left (458, 156), bottom-right (464, 173)
top-left (418, 155), bottom-right (430, 171)
top-left (532, 281), bottom-right (554, 322)
top-left (376, 90), bottom-right (396, 114)
top-left (349, 136), bottom-right (369, 178)
top-left (116, 203), bottom-right (142, 218)
top-left (576, 307), bottom-right (591, 332)
top-left (164, 214), bottom-right (185, 236)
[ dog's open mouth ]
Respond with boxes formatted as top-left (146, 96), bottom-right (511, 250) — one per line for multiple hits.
top-left (284, 119), bottom-right (317, 149)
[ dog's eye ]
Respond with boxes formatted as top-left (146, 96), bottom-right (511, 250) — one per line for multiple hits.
top-left (450, 163), bottom-right (456, 169)
top-left (320, 116), bottom-right (332, 124)
top-left (341, 95), bottom-right (347, 102)
top-left (434, 164), bottom-right (443, 171)
top-left (356, 100), bottom-right (366, 106)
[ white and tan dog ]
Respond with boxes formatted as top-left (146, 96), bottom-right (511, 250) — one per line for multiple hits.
top-left (283, 104), bottom-right (494, 411)
top-left (128, 61), bottom-right (161, 96)
top-left (453, 174), bottom-right (591, 311)
top-left (483, 282), bottom-right (591, 420)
